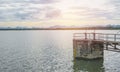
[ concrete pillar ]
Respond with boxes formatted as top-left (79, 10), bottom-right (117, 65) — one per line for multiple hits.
top-left (73, 39), bottom-right (104, 59)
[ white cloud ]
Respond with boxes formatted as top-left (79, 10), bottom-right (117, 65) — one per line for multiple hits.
top-left (0, 2), bottom-right (62, 21)
top-left (63, 0), bottom-right (120, 20)
top-left (0, 0), bottom-right (60, 4)
top-left (0, 0), bottom-right (119, 22)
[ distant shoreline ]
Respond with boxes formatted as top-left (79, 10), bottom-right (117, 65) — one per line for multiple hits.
top-left (0, 28), bottom-right (120, 30)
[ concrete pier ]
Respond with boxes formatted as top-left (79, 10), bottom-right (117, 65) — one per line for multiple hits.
top-left (73, 33), bottom-right (120, 59)
top-left (73, 39), bottom-right (104, 59)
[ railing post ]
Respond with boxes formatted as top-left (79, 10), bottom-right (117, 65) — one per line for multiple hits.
top-left (114, 44), bottom-right (117, 49)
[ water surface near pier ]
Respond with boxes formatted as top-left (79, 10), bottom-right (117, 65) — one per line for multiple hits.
top-left (0, 30), bottom-right (120, 72)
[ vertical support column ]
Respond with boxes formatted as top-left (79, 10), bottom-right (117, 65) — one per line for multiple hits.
top-left (114, 34), bottom-right (117, 49)
top-left (114, 44), bottom-right (117, 49)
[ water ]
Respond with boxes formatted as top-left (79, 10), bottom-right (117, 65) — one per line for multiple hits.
top-left (0, 30), bottom-right (120, 72)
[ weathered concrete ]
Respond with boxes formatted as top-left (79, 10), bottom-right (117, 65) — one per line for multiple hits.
top-left (73, 39), bottom-right (104, 59)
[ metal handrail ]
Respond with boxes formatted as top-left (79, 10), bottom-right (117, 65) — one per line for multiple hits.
top-left (73, 33), bottom-right (120, 42)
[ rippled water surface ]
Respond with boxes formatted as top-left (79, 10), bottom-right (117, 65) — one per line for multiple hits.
top-left (0, 30), bottom-right (120, 72)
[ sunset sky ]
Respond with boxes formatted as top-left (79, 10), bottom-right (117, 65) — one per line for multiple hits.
top-left (0, 0), bottom-right (120, 27)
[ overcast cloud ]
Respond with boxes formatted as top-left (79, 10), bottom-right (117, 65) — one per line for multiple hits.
top-left (0, 0), bottom-right (119, 22)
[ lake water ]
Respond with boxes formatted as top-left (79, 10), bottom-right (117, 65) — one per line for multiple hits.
top-left (0, 30), bottom-right (120, 72)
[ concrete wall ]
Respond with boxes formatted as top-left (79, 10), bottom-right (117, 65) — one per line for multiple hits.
top-left (73, 40), bottom-right (104, 59)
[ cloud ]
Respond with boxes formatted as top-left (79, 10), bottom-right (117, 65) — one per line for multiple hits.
top-left (66, 0), bottom-right (120, 20)
top-left (0, 0), bottom-right (119, 22)
top-left (0, 3), bottom-right (61, 21)
top-left (0, 0), bottom-right (60, 4)
top-left (67, 5), bottom-right (120, 20)
top-left (110, 0), bottom-right (120, 7)
top-left (108, 0), bottom-right (120, 20)
top-left (46, 9), bottom-right (61, 18)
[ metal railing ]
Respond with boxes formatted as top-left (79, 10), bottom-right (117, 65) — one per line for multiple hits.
top-left (73, 33), bottom-right (120, 42)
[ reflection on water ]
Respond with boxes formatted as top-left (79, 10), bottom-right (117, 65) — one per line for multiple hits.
top-left (73, 59), bottom-right (104, 72)
top-left (0, 30), bottom-right (120, 72)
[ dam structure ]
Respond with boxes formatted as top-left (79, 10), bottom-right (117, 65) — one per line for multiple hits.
top-left (73, 33), bottom-right (120, 59)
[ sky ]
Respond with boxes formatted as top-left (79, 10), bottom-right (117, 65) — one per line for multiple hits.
top-left (0, 0), bottom-right (120, 27)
